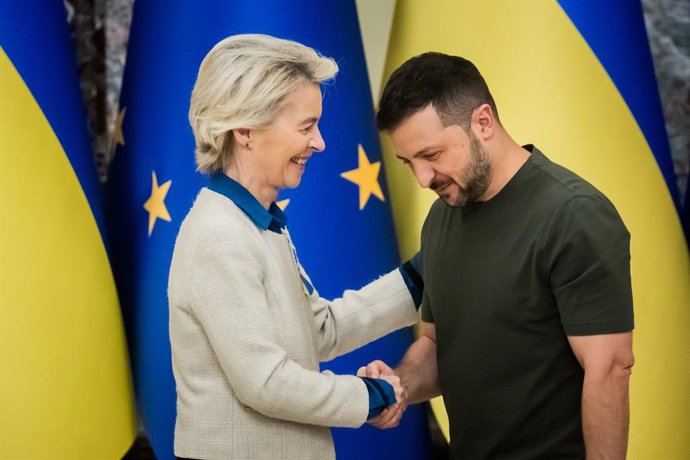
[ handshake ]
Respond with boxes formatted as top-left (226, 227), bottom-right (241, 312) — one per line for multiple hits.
top-left (357, 360), bottom-right (408, 429)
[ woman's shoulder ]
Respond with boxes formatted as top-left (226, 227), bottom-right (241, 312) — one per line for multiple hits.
top-left (180, 188), bottom-right (262, 247)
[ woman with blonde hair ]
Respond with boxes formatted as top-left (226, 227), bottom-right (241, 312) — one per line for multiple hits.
top-left (168, 34), bottom-right (422, 459)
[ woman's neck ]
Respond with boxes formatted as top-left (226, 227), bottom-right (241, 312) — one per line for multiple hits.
top-left (223, 164), bottom-right (276, 209)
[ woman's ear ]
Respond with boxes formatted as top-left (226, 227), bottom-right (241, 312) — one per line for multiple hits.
top-left (232, 128), bottom-right (252, 149)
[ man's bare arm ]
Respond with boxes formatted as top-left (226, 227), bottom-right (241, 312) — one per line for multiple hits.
top-left (568, 331), bottom-right (634, 459)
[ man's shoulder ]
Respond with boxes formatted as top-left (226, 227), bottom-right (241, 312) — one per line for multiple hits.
top-left (530, 149), bottom-right (627, 237)
top-left (530, 149), bottom-right (612, 208)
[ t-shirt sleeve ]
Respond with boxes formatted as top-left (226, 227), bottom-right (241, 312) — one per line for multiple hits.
top-left (419, 214), bottom-right (435, 323)
top-left (421, 288), bottom-right (434, 323)
top-left (549, 194), bottom-right (634, 336)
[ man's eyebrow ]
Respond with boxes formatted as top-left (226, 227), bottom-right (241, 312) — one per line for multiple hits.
top-left (413, 147), bottom-right (438, 158)
top-left (396, 147), bottom-right (438, 161)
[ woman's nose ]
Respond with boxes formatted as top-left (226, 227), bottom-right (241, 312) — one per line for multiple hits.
top-left (309, 126), bottom-right (326, 152)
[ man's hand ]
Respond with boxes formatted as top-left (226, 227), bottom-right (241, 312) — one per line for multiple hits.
top-left (357, 361), bottom-right (408, 429)
top-left (357, 359), bottom-right (394, 379)
top-left (356, 322), bottom-right (440, 429)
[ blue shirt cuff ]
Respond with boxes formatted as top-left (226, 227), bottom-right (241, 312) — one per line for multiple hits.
top-left (360, 377), bottom-right (396, 419)
top-left (399, 253), bottom-right (423, 309)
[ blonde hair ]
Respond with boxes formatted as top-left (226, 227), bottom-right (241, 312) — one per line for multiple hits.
top-left (189, 34), bottom-right (339, 174)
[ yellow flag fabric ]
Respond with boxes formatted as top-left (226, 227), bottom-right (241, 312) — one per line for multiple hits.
top-left (381, 1), bottom-right (690, 458)
top-left (0, 8), bottom-right (136, 457)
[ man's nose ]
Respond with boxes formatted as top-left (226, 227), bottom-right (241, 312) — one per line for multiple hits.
top-left (412, 163), bottom-right (435, 189)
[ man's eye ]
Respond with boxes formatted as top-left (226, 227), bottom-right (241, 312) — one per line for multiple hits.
top-left (424, 151), bottom-right (439, 160)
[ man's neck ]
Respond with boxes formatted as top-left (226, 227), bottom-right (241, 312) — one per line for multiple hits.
top-left (481, 138), bottom-right (530, 201)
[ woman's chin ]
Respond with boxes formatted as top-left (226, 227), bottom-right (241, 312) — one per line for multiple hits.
top-left (283, 171), bottom-right (305, 189)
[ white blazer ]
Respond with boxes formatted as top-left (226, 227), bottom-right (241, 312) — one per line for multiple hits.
top-left (168, 188), bottom-right (417, 459)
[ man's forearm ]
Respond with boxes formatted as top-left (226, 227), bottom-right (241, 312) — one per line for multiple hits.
top-left (581, 371), bottom-right (631, 459)
top-left (395, 336), bottom-right (440, 404)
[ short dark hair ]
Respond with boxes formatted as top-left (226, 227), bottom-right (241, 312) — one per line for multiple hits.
top-left (376, 52), bottom-right (499, 131)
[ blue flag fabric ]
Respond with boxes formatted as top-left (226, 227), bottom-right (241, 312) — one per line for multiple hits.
top-left (106, 1), bottom-right (431, 459)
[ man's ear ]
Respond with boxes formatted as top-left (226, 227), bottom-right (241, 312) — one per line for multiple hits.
top-left (472, 104), bottom-right (495, 140)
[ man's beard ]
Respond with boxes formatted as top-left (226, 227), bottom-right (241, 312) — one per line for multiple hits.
top-left (448, 132), bottom-right (492, 207)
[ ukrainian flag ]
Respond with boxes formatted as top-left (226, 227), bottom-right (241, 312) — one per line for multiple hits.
top-left (0, 1), bottom-right (136, 458)
top-left (381, 1), bottom-right (690, 458)
top-left (107, 1), bottom-right (429, 458)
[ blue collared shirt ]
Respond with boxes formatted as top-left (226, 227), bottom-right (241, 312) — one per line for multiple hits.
top-left (209, 173), bottom-right (287, 234)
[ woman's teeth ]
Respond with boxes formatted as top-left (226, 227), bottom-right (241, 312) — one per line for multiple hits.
top-left (291, 157), bottom-right (307, 165)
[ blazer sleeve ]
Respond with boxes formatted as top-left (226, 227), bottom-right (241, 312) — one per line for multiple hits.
top-left (308, 269), bottom-right (418, 362)
top-left (189, 228), bottom-right (369, 428)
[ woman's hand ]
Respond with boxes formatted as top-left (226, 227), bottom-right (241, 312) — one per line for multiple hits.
top-left (358, 361), bottom-right (408, 429)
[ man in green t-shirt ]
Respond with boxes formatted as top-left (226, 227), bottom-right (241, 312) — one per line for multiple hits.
top-left (360, 53), bottom-right (634, 459)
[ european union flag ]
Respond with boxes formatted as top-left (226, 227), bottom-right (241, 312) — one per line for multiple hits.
top-left (107, 1), bottom-right (430, 459)
top-left (0, 1), bottom-right (135, 457)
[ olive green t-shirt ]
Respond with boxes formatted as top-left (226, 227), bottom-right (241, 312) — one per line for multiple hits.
top-left (421, 146), bottom-right (633, 459)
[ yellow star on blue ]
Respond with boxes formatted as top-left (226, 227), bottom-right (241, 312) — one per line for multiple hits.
top-left (143, 171), bottom-right (172, 236)
top-left (340, 144), bottom-right (385, 210)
